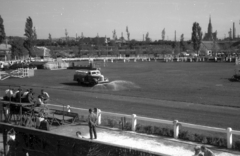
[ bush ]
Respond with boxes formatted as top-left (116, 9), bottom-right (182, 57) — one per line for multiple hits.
top-left (161, 128), bottom-right (173, 137)
top-left (143, 126), bottom-right (154, 134)
top-left (234, 141), bottom-right (240, 151)
top-left (179, 130), bottom-right (189, 140)
top-left (123, 122), bottom-right (132, 131)
top-left (107, 119), bottom-right (118, 128)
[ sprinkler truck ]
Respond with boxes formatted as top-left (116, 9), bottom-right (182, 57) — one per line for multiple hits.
top-left (73, 69), bottom-right (109, 86)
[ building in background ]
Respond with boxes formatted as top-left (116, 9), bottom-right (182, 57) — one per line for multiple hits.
top-left (0, 43), bottom-right (11, 61)
top-left (32, 46), bottom-right (51, 60)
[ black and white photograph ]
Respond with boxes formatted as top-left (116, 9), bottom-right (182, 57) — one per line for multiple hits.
top-left (0, 0), bottom-right (240, 155)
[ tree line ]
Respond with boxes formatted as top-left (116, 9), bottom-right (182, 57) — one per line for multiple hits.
top-left (0, 15), bottom-right (237, 59)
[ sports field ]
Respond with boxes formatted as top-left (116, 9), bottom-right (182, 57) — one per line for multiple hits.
top-left (1, 61), bottom-right (240, 130)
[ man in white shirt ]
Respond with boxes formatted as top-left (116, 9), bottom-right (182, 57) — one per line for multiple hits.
top-left (13, 89), bottom-right (19, 100)
top-left (4, 88), bottom-right (13, 101)
top-left (22, 89), bottom-right (29, 102)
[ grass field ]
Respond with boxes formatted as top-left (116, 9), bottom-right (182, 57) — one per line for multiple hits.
top-left (1, 61), bottom-right (240, 130)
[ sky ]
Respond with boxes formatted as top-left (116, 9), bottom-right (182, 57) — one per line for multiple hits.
top-left (0, 0), bottom-right (240, 41)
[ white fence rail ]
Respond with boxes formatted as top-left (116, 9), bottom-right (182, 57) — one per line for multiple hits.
top-left (0, 68), bottom-right (34, 80)
top-left (47, 103), bottom-right (240, 149)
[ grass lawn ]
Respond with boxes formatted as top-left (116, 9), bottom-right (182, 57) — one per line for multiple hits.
top-left (1, 61), bottom-right (240, 130)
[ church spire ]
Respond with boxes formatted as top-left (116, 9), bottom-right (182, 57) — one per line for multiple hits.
top-left (208, 15), bottom-right (212, 34)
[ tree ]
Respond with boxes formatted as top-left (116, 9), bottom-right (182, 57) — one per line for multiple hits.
top-left (48, 33), bottom-right (52, 46)
top-left (78, 38), bottom-right (83, 57)
top-left (191, 22), bottom-right (203, 55)
top-left (180, 34), bottom-right (186, 52)
top-left (10, 37), bottom-right (28, 59)
top-left (126, 26), bottom-right (130, 41)
top-left (0, 15), bottom-right (6, 43)
top-left (24, 16), bottom-right (34, 57)
top-left (145, 32), bottom-right (151, 43)
top-left (162, 28), bottom-right (165, 41)
top-left (32, 27), bottom-right (37, 46)
top-left (65, 29), bottom-right (69, 46)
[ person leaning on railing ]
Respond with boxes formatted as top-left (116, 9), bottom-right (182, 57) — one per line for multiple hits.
top-left (40, 89), bottom-right (50, 104)
top-left (3, 88), bottom-right (13, 101)
top-left (21, 89), bottom-right (29, 102)
top-left (35, 95), bottom-right (45, 107)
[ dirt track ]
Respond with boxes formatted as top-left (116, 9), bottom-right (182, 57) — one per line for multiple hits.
top-left (1, 62), bottom-right (240, 130)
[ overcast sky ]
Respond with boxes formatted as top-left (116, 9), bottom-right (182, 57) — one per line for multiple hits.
top-left (0, 0), bottom-right (240, 41)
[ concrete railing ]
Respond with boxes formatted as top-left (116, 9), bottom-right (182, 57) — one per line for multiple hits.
top-left (47, 103), bottom-right (240, 149)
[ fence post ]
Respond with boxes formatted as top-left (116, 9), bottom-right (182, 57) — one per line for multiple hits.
top-left (26, 68), bottom-right (29, 77)
top-left (131, 114), bottom-right (137, 131)
top-left (97, 109), bottom-right (101, 125)
top-left (173, 120), bottom-right (179, 139)
top-left (227, 127), bottom-right (233, 149)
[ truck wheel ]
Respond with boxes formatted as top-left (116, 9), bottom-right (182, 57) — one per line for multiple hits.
top-left (77, 79), bottom-right (81, 85)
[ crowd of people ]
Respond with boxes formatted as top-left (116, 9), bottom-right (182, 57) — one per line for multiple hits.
top-left (3, 87), bottom-right (50, 107)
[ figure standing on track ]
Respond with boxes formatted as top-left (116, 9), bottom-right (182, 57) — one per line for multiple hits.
top-left (88, 108), bottom-right (97, 139)
top-left (40, 89), bottom-right (50, 103)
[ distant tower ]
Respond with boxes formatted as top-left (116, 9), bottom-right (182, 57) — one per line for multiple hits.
top-left (143, 34), bottom-right (144, 41)
top-left (208, 15), bottom-right (212, 34)
top-left (174, 30), bottom-right (176, 41)
top-left (233, 22), bottom-right (236, 39)
top-left (81, 32), bottom-right (84, 38)
top-left (203, 15), bottom-right (217, 41)
top-left (229, 28), bottom-right (232, 39)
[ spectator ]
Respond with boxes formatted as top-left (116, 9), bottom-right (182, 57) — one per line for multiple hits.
top-left (12, 88), bottom-right (19, 101)
top-left (41, 89), bottom-right (50, 103)
top-left (200, 146), bottom-right (215, 156)
top-left (35, 95), bottom-right (44, 107)
top-left (36, 112), bottom-right (45, 129)
top-left (193, 146), bottom-right (203, 156)
top-left (4, 88), bottom-right (14, 101)
top-left (15, 88), bottom-right (22, 102)
top-left (0, 63), bottom-right (3, 70)
top-left (88, 108), bottom-right (97, 139)
top-left (27, 89), bottom-right (35, 104)
top-left (21, 89), bottom-right (29, 102)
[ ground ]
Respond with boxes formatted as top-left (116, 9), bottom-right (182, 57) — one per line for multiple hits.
top-left (1, 61), bottom-right (240, 130)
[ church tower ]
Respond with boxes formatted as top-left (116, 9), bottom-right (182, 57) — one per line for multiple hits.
top-left (203, 15), bottom-right (217, 41)
top-left (207, 16), bottom-right (212, 34)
